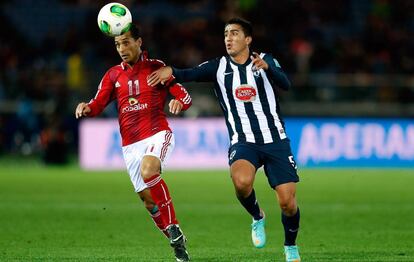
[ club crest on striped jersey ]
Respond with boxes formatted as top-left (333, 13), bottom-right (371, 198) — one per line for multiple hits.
top-left (235, 84), bottom-right (257, 102)
top-left (229, 150), bottom-right (236, 160)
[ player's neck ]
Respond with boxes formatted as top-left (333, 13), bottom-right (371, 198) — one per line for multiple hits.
top-left (230, 50), bottom-right (249, 65)
top-left (125, 55), bottom-right (140, 67)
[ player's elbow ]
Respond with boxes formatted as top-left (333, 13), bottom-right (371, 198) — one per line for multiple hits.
top-left (281, 78), bottom-right (291, 91)
top-left (271, 68), bottom-right (291, 91)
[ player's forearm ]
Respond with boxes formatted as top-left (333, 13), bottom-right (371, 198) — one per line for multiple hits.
top-left (87, 78), bottom-right (115, 116)
top-left (267, 66), bottom-right (291, 90)
top-left (179, 99), bottom-right (192, 111)
top-left (87, 100), bottom-right (106, 117)
top-left (172, 67), bottom-right (202, 83)
top-left (169, 84), bottom-right (192, 111)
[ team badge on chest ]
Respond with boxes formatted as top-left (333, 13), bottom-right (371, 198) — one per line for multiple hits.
top-left (128, 97), bottom-right (138, 105)
top-left (235, 84), bottom-right (257, 102)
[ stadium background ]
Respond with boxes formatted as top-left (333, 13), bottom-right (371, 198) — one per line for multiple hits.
top-left (0, 0), bottom-right (413, 261)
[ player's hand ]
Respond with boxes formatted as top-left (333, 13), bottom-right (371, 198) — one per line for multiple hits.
top-left (147, 66), bottom-right (173, 86)
top-left (75, 102), bottom-right (91, 119)
top-left (250, 52), bottom-right (268, 71)
top-left (168, 99), bottom-right (183, 115)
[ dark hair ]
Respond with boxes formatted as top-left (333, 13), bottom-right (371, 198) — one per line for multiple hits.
top-left (128, 23), bottom-right (141, 39)
top-left (225, 17), bottom-right (253, 37)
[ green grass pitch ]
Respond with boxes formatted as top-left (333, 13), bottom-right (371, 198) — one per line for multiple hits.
top-left (0, 164), bottom-right (413, 261)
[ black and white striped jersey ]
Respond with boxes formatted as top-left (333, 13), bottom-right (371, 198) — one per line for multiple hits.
top-left (172, 52), bottom-right (291, 145)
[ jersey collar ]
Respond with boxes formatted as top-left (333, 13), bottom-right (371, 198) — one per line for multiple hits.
top-left (228, 52), bottom-right (253, 67)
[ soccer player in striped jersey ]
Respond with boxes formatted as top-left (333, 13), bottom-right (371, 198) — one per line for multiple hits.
top-left (148, 18), bottom-right (301, 262)
top-left (75, 24), bottom-right (191, 262)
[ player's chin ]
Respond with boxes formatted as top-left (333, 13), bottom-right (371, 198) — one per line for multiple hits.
top-left (227, 50), bottom-right (236, 56)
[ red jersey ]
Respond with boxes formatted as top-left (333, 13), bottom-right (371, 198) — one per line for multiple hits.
top-left (87, 53), bottom-right (192, 146)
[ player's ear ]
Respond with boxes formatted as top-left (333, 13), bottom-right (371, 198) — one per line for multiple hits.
top-left (246, 36), bottom-right (252, 46)
top-left (136, 37), bottom-right (142, 46)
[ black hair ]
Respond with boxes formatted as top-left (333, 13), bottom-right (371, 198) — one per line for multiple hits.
top-left (225, 17), bottom-right (253, 37)
top-left (128, 23), bottom-right (141, 39)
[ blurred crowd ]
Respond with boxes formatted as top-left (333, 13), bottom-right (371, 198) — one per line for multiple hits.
top-left (0, 0), bottom-right (413, 160)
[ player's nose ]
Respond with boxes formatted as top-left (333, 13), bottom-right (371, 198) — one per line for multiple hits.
top-left (118, 45), bottom-right (126, 52)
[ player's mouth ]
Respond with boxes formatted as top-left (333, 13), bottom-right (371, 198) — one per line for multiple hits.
top-left (226, 45), bottom-right (235, 52)
top-left (121, 54), bottom-right (129, 60)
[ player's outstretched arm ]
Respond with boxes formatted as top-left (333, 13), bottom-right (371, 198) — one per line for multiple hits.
top-left (147, 66), bottom-right (173, 86)
top-left (149, 59), bottom-right (218, 85)
top-left (75, 102), bottom-right (91, 119)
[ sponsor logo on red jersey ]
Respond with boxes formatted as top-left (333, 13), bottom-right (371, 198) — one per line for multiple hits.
top-left (122, 101), bottom-right (148, 113)
top-left (235, 85), bottom-right (257, 102)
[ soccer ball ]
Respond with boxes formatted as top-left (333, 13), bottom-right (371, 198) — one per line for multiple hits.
top-left (97, 2), bottom-right (132, 37)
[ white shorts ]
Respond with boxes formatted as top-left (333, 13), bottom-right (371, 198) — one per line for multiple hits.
top-left (122, 130), bottom-right (175, 193)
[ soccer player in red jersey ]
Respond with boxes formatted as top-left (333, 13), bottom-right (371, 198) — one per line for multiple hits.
top-left (75, 24), bottom-right (191, 262)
